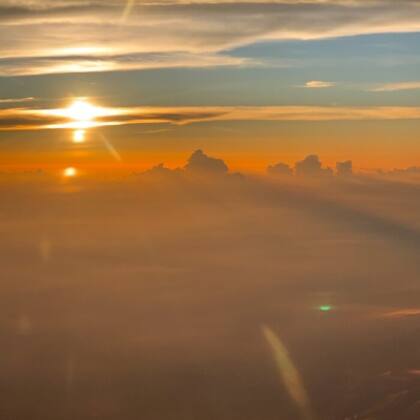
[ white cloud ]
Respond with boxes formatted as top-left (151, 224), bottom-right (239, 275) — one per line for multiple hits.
top-left (2, 1), bottom-right (420, 75)
top-left (370, 81), bottom-right (420, 92)
top-left (0, 97), bottom-right (34, 104)
top-left (303, 80), bottom-right (336, 89)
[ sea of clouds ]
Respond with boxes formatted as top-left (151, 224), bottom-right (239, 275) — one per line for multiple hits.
top-left (1, 149), bottom-right (420, 419)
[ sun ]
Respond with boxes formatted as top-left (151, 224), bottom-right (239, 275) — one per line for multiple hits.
top-left (63, 167), bottom-right (78, 177)
top-left (65, 99), bottom-right (101, 122)
top-left (39, 97), bottom-right (122, 130)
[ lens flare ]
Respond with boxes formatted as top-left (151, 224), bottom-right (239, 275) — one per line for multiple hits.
top-left (122, 0), bottom-right (136, 21)
top-left (262, 325), bottom-right (313, 420)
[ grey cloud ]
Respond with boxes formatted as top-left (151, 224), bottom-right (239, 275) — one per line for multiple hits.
top-left (184, 149), bottom-right (229, 175)
top-left (142, 163), bottom-right (183, 179)
top-left (336, 160), bottom-right (353, 177)
top-left (268, 157), bottom-right (355, 178)
top-left (390, 166), bottom-right (420, 175)
top-left (0, 112), bottom-right (64, 129)
top-left (295, 154), bottom-right (333, 177)
top-left (267, 162), bottom-right (293, 176)
top-left (140, 150), bottom-right (231, 181)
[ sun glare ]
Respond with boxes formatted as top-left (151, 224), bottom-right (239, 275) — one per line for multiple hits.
top-left (39, 98), bottom-right (124, 130)
top-left (66, 99), bottom-right (101, 122)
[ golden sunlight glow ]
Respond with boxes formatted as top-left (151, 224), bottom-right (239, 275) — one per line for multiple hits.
top-left (40, 97), bottom-right (121, 130)
top-left (73, 129), bottom-right (86, 143)
top-left (63, 167), bottom-right (78, 178)
top-left (66, 99), bottom-right (101, 122)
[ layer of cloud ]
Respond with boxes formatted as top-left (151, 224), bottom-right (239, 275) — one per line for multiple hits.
top-left (2, 0), bottom-right (420, 75)
top-left (1, 145), bottom-right (420, 419)
top-left (3, 104), bottom-right (420, 131)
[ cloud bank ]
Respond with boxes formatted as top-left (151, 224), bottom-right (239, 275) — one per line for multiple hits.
top-left (1, 145), bottom-right (420, 419)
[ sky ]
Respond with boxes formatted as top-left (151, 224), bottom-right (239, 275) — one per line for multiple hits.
top-left (1, 0), bottom-right (420, 173)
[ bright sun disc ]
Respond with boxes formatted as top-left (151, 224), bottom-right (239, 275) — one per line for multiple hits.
top-left (63, 167), bottom-right (77, 177)
top-left (66, 99), bottom-right (101, 122)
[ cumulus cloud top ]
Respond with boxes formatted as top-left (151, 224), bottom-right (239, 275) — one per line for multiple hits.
top-left (295, 154), bottom-right (333, 177)
top-left (184, 149), bottom-right (229, 175)
top-left (267, 162), bottom-right (293, 176)
top-left (336, 160), bottom-right (353, 177)
top-left (140, 150), bottom-right (230, 180)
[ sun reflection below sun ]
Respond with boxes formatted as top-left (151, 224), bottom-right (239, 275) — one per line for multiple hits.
top-left (73, 129), bottom-right (86, 143)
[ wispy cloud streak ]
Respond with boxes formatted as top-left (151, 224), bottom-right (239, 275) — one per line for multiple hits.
top-left (302, 81), bottom-right (336, 89)
top-left (370, 81), bottom-right (420, 92)
top-left (2, 1), bottom-right (420, 75)
top-left (0, 97), bottom-right (34, 104)
top-left (2, 105), bottom-right (420, 131)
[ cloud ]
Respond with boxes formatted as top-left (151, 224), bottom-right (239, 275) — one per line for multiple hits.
top-left (184, 149), bottom-right (229, 175)
top-left (267, 162), bottom-right (293, 176)
top-left (140, 150), bottom-right (231, 181)
top-left (0, 97), bottom-right (34, 104)
top-left (2, 143), bottom-right (420, 420)
top-left (267, 158), bottom-right (354, 177)
top-left (141, 163), bottom-right (184, 181)
top-left (0, 52), bottom-right (255, 77)
top-left (302, 80), bottom-right (336, 89)
top-left (4, 105), bottom-right (420, 131)
top-left (336, 160), bottom-right (353, 177)
top-left (295, 155), bottom-right (333, 177)
top-left (3, 1), bottom-right (420, 75)
top-left (379, 166), bottom-right (420, 180)
top-left (370, 81), bottom-right (420, 92)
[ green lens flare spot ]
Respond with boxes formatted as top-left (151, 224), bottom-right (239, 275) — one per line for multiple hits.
top-left (319, 305), bottom-right (332, 312)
